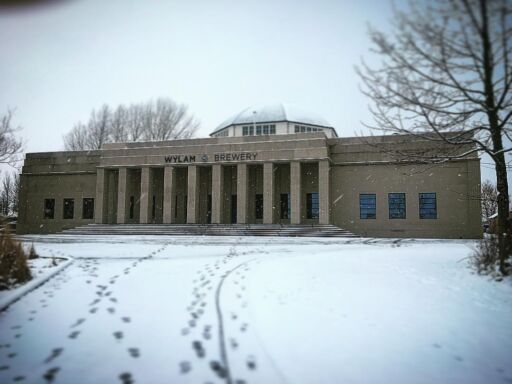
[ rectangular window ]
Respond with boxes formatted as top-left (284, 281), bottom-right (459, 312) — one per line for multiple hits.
top-left (249, 126), bottom-right (254, 135)
top-left (388, 193), bottom-right (406, 219)
top-left (301, 126), bottom-right (306, 132)
top-left (306, 127), bottom-right (312, 132)
top-left (295, 125), bottom-right (300, 133)
top-left (256, 125), bottom-right (262, 135)
top-left (243, 126), bottom-right (248, 136)
top-left (263, 125), bottom-right (269, 134)
top-left (82, 198), bottom-right (94, 219)
top-left (129, 196), bottom-right (135, 219)
top-left (255, 194), bottom-right (263, 219)
top-left (63, 198), bottom-right (74, 219)
top-left (306, 192), bottom-right (319, 219)
top-left (280, 193), bottom-right (290, 219)
top-left (419, 193), bottom-right (437, 219)
top-left (360, 193), bottom-right (376, 219)
top-left (44, 198), bottom-right (55, 219)
top-left (270, 125), bottom-right (276, 134)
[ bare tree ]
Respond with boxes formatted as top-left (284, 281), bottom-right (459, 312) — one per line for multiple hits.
top-left (0, 109), bottom-right (23, 165)
top-left (357, 0), bottom-right (512, 274)
top-left (481, 179), bottom-right (498, 223)
top-left (0, 173), bottom-right (13, 216)
top-left (63, 122), bottom-right (88, 151)
top-left (63, 98), bottom-right (199, 150)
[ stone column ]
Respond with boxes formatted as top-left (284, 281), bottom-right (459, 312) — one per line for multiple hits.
top-left (290, 161), bottom-right (302, 224)
top-left (95, 168), bottom-right (108, 224)
top-left (263, 162), bottom-right (275, 224)
top-left (187, 165), bottom-right (199, 224)
top-left (211, 164), bottom-right (224, 224)
top-left (163, 167), bottom-right (176, 224)
top-left (237, 163), bottom-right (248, 224)
top-left (117, 167), bottom-right (129, 224)
top-left (319, 160), bottom-right (330, 224)
top-left (140, 167), bottom-right (153, 224)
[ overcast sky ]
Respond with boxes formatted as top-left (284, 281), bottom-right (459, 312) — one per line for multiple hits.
top-left (0, 0), bottom-right (507, 183)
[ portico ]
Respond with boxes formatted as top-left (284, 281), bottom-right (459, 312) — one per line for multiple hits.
top-left (94, 133), bottom-right (332, 226)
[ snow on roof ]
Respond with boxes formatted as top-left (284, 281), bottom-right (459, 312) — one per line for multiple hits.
top-left (212, 103), bottom-right (333, 133)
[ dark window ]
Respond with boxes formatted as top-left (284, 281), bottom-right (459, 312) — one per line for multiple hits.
top-left (360, 194), bottom-right (376, 219)
top-left (295, 125), bottom-right (300, 133)
top-left (152, 195), bottom-right (156, 220)
top-left (256, 125), bottom-right (262, 135)
top-left (270, 125), bottom-right (276, 134)
top-left (306, 193), bottom-right (319, 219)
top-left (63, 198), bottom-right (74, 219)
top-left (280, 193), bottom-right (290, 219)
top-left (263, 125), bottom-right (269, 134)
top-left (419, 193), bottom-right (437, 219)
top-left (388, 193), bottom-right (406, 219)
top-left (129, 196), bottom-right (135, 219)
top-left (82, 198), bottom-right (94, 219)
top-left (243, 126), bottom-right (248, 136)
top-left (44, 198), bottom-right (55, 219)
top-left (255, 194), bottom-right (263, 219)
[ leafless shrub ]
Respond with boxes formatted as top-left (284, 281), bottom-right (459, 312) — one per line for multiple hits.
top-left (0, 230), bottom-right (31, 290)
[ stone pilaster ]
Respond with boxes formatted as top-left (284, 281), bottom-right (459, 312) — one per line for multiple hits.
top-left (163, 167), bottom-right (176, 224)
top-left (187, 165), bottom-right (199, 224)
top-left (319, 160), bottom-right (330, 224)
top-left (211, 164), bottom-right (224, 224)
top-left (95, 168), bottom-right (108, 224)
top-left (117, 167), bottom-right (129, 224)
top-left (290, 161), bottom-right (302, 224)
top-left (263, 162), bottom-right (275, 224)
top-left (237, 164), bottom-right (248, 224)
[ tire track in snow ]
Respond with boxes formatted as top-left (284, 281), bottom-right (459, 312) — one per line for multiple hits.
top-left (214, 258), bottom-right (255, 384)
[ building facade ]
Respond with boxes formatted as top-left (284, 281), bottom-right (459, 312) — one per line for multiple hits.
top-left (17, 104), bottom-right (482, 238)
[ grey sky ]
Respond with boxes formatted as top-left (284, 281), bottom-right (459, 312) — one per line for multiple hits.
top-left (0, 0), bottom-right (507, 183)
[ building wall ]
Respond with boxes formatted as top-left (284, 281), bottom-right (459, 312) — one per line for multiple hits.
top-left (17, 133), bottom-right (482, 238)
top-left (330, 159), bottom-right (481, 238)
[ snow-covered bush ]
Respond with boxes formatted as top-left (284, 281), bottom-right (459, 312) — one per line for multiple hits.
top-left (0, 230), bottom-right (32, 290)
top-left (471, 235), bottom-right (511, 279)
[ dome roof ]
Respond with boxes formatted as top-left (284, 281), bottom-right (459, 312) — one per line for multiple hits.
top-left (213, 103), bottom-right (333, 134)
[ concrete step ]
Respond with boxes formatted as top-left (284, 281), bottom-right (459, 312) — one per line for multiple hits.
top-left (61, 224), bottom-right (358, 238)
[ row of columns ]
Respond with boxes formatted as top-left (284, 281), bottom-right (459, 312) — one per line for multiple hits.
top-left (96, 160), bottom-right (330, 225)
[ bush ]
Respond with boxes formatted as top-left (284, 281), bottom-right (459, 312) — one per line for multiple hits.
top-left (471, 235), bottom-right (512, 278)
top-left (28, 243), bottom-right (38, 260)
top-left (0, 230), bottom-right (32, 290)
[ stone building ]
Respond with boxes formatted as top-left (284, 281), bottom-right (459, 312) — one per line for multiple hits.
top-left (17, 103), bottom-right (482, 238)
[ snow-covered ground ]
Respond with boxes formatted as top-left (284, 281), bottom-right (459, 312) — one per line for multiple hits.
top-left (0, 235), bottom-right (511, 384)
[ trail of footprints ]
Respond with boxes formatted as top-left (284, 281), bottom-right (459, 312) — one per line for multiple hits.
top-left (179, 245), bottom-right (258, 384)
top-left (1, 244), bottom-right (168, 384)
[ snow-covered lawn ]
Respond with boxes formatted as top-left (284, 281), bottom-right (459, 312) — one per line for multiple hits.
top-left (0, 235), bottom-right (511, 384)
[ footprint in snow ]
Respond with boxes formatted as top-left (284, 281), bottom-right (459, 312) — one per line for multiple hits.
top-left (179, 361), bottom-right (191, 374)
top-left (42, 367), bottom-right (60, 383)
top-left (119, 372), bottom-right (134, 384)
top-left (128, 348), bottom-right (140, 358)
top-left (43, 348), bottom-right (63, 364)
top-left (192, 341), bottom-right (205, 358)
top-left (121, 317), bottom-right (131, 323)
top-left (68, 331), bottom-right (80, 339)
top-left (70, 318), bottom-right (85, 328)
top-left (113, 331), bottom-right (123, 340)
